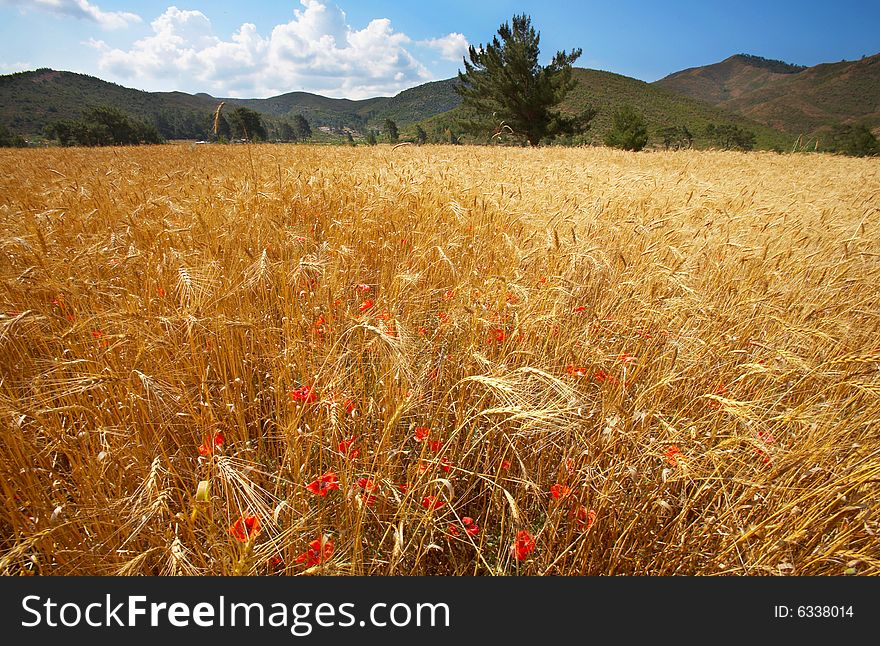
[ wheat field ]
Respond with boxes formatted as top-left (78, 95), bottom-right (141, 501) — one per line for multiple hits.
top-left (0, 144), bottom-right (877, 576)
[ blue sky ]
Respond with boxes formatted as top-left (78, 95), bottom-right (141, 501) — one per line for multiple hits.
top-left (1, 1), bottom-right (877, 99)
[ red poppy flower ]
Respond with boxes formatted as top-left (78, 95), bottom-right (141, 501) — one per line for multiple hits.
top-left (344, 398), bottom-right (356, 415)
top-left (421, 495), bottom-right (444, 510)
top-left (462, 517), bottom-right (480, 536)
top-left (289, 385), bottom-right (317, 403)
top-left (447, 523), bottom-right (460, 537)
top-left (500, 459), bottom-right (511, 470)
top-left (437, 311), bottom-right (449, 324)
top-left (198, 431), bottom-right (225, 456)
top-left (664, 445), bottom-right (681, 466)
top-left (157, 287), bottom-right (166, 297)
top-left (510, 530), bottom-right (536, 561)
top-left (566, 365), bottom-right (587, 377)
top-left (757, 430), bottom-right (775, 444)
top-left (229, 514), bottom-right (261, 542)
top-left (355, 284), bottom-right (371, 293)
top-left (338, 438), bottom-right (359, 459)
top-left (306, 471), bottom-right (340, 496)
top-left (355, 478), bottom-right (379, 505)
top-left (488, 328), bottom-right (506, 344)
top-left (357, 477), bottom-right (379, 492)
top-left (573, 305), bottom-right (587, 313)
top-left (268, 553), bottom-right (284, 568)
top-left (413, 427), bottom-right (430, 442)
top-left (593, 370), bottom-right (619, 385)
top-left (574, 506), bottom-right (597, 530)
top-left (418, 326), bottom-right (429, 336)
top-left (358, 299), bottom-right (374, 312)
top-left (538, 276), bottom-right (548, 285)
top-left (708, 382), bottom-right (728, 410)
top-left (398, 483), bottom-right (410, 494)
top-left (618, 353), bottom-right (635, 365)
top-left (428, 439), bottom-right (442, 453)
top-left (442, 289), bottom-right (455, 301)
top-left (506, 292), bottom-right (519, 304)
top-left (417, 461), bottom-right (431, 474)
top-left (550, 483), bottom-right (572, 499)
top-left (295, 536), bottom-right (334, 567)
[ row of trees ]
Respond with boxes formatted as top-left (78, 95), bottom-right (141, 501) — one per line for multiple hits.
top-left (38, 104), bottom-right (316, 147)
top-left (45, 106), bottom-right (162, 146)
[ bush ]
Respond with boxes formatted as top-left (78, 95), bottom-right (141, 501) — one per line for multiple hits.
top-left (705, 123), bottom-right (755, 151)
top-left (827, 124), bottom-right (879, 157)
top-left (605, 105), bottom-right (648, 151)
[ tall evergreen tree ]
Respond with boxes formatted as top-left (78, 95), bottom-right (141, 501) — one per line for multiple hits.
top-left (456, 14), bottom-right (593, 145)
top-left (293, 114), bottom-right (312, 140)
top-left (228, 107), bottom-right (267, 142)
top-left (383, 118), bottom-right (399, 144)
top-left (415, 125), bottom-right (428, 145)
top-left (280, 121), bottom-right (296, 142)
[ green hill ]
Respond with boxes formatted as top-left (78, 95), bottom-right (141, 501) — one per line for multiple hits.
top-left (228, 78), bottom-right (460, 134)
top-left (0, 68), bottom-right (460, 140)
top-left (415, 68), bottom-right (793, 150)
top-left (0, 69), bottom-right (222, 139)
top-left (654, 53), bottom-right (880, 137)
top-left (563, 68), bottom-right (792, 149)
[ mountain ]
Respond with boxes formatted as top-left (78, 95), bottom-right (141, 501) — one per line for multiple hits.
top-left (654, 53), bottom-right (880, 135)
top-left (0, 69), bottom-right (221, 138)
top-left (0, 68), bottom-right (460, 140)
top-left (416, 67), bottom-right (793, 149)
top-left (228, 78), bottom-right (461, 133)
top-left (561, 68), bottom-right (791, 148)
top-left (3, 52), bottom-right (876, 146)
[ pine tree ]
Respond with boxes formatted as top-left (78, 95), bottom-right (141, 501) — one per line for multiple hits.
top-left (383, 119), bottom-right (399, 144)
top-left (456, 14), bottom-right (593, 145)
top-left (415, 125), bottom-right (427, 145)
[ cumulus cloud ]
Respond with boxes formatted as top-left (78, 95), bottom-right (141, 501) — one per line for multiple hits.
top-left (89, 1), bottom-right (451, 99)
top-left (421, 32), bottom-right (470, 62)
top-left (2, 0), bottom-right (141, 30)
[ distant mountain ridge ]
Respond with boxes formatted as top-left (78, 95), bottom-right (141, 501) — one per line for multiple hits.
top-left (1, 50), bottom-right (876, 145)
top-left (654, 53), bottom-right (880, 135)
top-left (0, 68), bottom-right (460, 140)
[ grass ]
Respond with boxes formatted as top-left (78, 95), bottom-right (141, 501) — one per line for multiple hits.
top-left (0, 143), bottom-right (878, 576)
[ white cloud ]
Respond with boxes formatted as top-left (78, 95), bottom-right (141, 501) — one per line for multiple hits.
top-left (422, 33), bottom-right (470, 62)
top-left (2, 0), bottom-right (141, 30)
top-left (90, 1), bottom-right (442, 99)
top-left (0, 60), bottom-right (34, 73)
